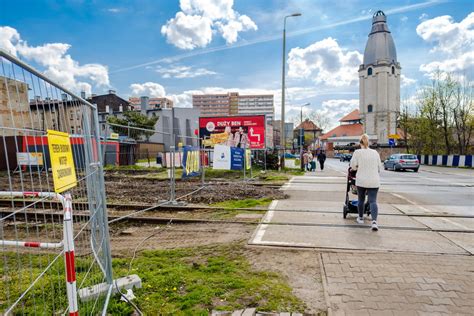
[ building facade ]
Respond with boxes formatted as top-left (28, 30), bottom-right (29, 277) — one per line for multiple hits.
top-left (0, 76), bottom-right (30, 136)
top-left (129, 96), bottom-right (174, 110)
top-left (359, 10), bottom-right (400, 145)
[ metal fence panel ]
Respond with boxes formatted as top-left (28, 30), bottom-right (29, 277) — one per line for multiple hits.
top-left (0, 49), bottom-right (113, 315)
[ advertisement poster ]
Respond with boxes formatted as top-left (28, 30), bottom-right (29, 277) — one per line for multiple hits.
top-left (212, 144), bottom-right (244, 170)
top-left (182, 146), bottom-right (201, 178)
top-left (199, 115), bottom-right (266, 149)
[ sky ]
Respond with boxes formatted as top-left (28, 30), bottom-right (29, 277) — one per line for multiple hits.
top-left (0, 0), bottom-right (473, 129)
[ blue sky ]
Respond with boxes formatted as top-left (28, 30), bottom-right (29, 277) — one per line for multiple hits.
top-left (1, 0), bottom-right (473, 127)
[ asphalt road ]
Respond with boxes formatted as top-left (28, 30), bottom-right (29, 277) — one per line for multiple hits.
top-left (326, 158), bottom-right (474, 215)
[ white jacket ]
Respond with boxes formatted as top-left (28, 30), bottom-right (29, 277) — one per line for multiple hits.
top-left (350, 148), bottom-right (381, 188)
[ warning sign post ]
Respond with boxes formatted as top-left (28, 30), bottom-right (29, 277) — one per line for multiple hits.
top-left (47, 130), bottom-right (77, 193)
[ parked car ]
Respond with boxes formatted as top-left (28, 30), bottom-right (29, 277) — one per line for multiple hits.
top-left (384, 154), bottom-right (420, 172)
top-left (340, 154), bottom-right (352, 162)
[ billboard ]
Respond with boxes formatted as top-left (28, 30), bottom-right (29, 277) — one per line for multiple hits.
top-left (199, 115), bottom-right (266, 149)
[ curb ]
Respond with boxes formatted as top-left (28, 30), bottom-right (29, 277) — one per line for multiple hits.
top-left (318, 253), bottom-right (332, 316)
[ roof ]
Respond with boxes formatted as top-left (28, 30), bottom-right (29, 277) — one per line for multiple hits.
top-left (339, 109), bottom-right (360, 122)
top-left (363, 11), bottom-right (397, 66)
top-left (295, 119), bottom-right (322, 131)
top-left (320, 123), bottom-right (363, 141)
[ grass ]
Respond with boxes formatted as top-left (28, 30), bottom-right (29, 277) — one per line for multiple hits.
top-left (1, 243), bottom-right (306, 315)
top-left (112, 243), bottom-right (305, 314)
top-left (211, 198), bottom-right (273, 209)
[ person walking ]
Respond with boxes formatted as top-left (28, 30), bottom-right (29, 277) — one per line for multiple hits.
top-left (302, 150), bottom-right (309, 171)
top-left (349, 134), bottom-right (381, 231)
top-left (318, 151), bottom-right (326, 170)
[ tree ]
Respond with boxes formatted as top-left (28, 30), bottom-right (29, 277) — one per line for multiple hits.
top-left (452, 78), bottom-right (474, 155)
top-left (107, 111), bottom-right (158, 141)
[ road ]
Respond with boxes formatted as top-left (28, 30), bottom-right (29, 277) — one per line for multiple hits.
top-left (250, 158), bottom-right (474, 254)
top-left (327, 158), bottom-right (474, 215)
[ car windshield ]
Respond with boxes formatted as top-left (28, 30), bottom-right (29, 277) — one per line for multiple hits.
top-left (401, 155), bottom-right (417, 160)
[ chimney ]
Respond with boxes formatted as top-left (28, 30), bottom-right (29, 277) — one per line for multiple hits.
top-left (108, 89), bottom-right (116, 95)
top-left (91, 94), bottom-right (97, 97)
top-left (80, 91), bottom-right (86, 99)
top-left (35, 96), bottom-right (41, 101)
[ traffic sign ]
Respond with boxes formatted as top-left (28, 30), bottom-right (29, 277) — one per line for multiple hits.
top-left (388, 134), bottom-right (400, 140)
top-left (388, 138), bottom-right (395, 146)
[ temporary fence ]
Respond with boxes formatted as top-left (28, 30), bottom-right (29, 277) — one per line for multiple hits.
top-left (0, 49), bottom-right (115, 314)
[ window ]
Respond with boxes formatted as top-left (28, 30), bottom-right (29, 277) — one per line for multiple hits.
top-left (391, 66), bottom-right (395, 75)
top-left (368, 104), bottom-right (373, 113)
top-left (367, 67), bottom-right (373, 76)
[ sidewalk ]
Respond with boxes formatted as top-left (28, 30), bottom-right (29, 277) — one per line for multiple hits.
top-left (249, 168), bottom-right (474, 315)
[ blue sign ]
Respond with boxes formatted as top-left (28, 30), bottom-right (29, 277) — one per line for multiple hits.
top-left (182, 146), bottom-right (201, 178)
top-left (230, 147), bottom-right (244, 170)
top-left (388, 138), bottom-right (395, 146)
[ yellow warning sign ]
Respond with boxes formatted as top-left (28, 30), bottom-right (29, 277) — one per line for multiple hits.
top-left (47, 130), bottom-right (77, 193)
top-left (245, 149), bottom-right (251, 170)
top-left (388, 134), bottom-right (400, 140)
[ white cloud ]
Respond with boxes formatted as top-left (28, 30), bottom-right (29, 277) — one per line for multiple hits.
top-left (130, 82), bottom-right (166, 97)
top-left (287, 37), bottom-right (363, 87)
top-left (161, 0), bottom-right (257, 50)
top-left (107, 8), bottom-right (123, 13)
top-left (0, 26), bottom-right (109, 94)
top-left (401, 74), bottom-right (417, 87)
top-left (153, 64), bottom-right (217, 78)
top-left (161, 13), bottom-right (213, 50)
top-left (416, 12), bottom-right (474, 78)
top-left (419, 13), bottom-right (429, 21)
top-left (400, 16), bottom-right (408, 23)
top-left (318, 99), bottom-right (359, 129)
top-left (0, 26), bottom-right (20, 56)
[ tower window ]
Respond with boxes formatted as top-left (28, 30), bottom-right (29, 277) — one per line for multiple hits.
top-left (368, 104), bottom-right (373, 113)
top-left (391, 66), bottom-right (395, 74)
top-left (367, 67), bottom-right (373, 76)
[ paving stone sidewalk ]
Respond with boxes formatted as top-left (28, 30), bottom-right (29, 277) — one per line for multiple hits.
top-left (322, 252), bottom-right (474, 315)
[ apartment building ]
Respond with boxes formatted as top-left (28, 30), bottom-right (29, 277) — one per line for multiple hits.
top-left (129, 96), bottom-right (173, 110)
top-left (193, 92), bottom-right (274, 119)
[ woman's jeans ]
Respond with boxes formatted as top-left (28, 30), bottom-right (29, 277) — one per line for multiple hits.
top-left (357, 187), bottom-right (379, 221)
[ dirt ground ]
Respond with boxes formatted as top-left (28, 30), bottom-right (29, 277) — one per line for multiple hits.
top-left (0, 172), bottom-right (286, 205)
top-left (104, 174), bottom-right (286, 204)
top-left (109, 222), bottom-right (327, 314)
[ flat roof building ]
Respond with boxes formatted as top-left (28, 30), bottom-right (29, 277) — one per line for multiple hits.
top-left (129, 96), bottom-right (173, 110)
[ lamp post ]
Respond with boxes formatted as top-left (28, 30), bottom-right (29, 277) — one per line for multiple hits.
top-left (280, 12), bottom-right (302, 170)
top-left (299, 102), bottom-right (310, 170)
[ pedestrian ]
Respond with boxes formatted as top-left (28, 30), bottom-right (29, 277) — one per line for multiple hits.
top-left (349, 134), bottom-right (381, 231)
top-left (302, 151), bottom-right (309, 171)
top-left (307, 151), bottom-right (313, 171)
top-left (318, 151), bottom-right (326, 170)
top-left (311, 155), bottom-right (317, 171)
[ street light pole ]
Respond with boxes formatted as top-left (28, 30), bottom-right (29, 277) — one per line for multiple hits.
top-left (280, 13), bottom-right (302, 170)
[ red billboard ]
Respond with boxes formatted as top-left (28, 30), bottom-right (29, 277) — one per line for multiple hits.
top-left (199, 115), bottom-right (266, 149)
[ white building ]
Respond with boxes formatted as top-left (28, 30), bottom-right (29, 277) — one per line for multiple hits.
top-left (359, 10), bottom-right (400, 145)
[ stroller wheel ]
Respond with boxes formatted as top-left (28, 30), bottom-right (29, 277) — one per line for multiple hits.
top-left (343, 205), bottom-right (348, 219)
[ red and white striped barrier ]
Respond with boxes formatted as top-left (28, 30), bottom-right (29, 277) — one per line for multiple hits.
top-left (1, 191), bottom-right (78, 315)
top-left (62, 193), bottom-right (78, 316)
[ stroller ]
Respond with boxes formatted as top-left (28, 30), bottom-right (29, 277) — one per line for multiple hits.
top-left (343, 167), bottom-right (370, 219)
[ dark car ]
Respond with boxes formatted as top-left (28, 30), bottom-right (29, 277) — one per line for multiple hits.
top-left (340, 154), bottom-right (352, 162)
top-left (384, 154), bottom-right (420, 172)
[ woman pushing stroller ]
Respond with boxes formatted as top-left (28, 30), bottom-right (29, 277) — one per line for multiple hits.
top-left (349, 134), bottom-right (381, 231)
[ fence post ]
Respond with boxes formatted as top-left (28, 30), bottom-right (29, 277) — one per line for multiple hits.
top-left (91, 106), bottom-right (114, 285)
top-left (62, 193), bottom-right (78, 316)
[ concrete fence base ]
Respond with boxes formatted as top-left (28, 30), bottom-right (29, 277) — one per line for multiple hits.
top-left (417, 155), bottom-right (473, 168)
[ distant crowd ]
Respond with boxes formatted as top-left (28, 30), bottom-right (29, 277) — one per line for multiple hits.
top-left (302, 150), bottom-right (326, 171)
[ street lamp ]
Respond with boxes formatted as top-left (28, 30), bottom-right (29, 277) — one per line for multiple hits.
top-left (280, 12), bottom-right (302, 170)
